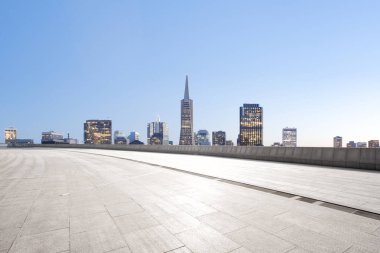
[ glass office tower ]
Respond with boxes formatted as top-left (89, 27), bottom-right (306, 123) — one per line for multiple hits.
top-left (84, 120), bottom-right (112, 144)
top-left (282, 127), bottom-right (297, 147)
top-left (196, 130), bottom-right (211, 146)
top-left (147, 117), bottom-right (169, 145)
top-left (179, 76), bottom-right (194, 145)
top-left (238, 104), bottom-right (263, 146)
top-left (212, 131), bottom-right (226, 146)
top-left (333, 136), bottom-right (343, 148)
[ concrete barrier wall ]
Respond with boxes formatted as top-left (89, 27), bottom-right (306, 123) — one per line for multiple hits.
top-left (28, 144), bottom-right (380, 171)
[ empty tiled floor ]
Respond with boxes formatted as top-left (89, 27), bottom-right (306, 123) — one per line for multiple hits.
top-left (0, 149), bottom-right (380, 253)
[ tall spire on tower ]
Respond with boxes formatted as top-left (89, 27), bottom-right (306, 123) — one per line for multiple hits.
top-left (184, 75), bottom-right (189, 99)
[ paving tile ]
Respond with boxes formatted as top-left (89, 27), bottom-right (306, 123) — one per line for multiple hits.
top-left (178, 201), bottom-right (216, 217)
top-left (106, 201), bottom-right (144, 217)
top-left (141, 200), bottom-right (180, 218)
top-left (317, 223), bottom-right (380, 252)
top-left (0, 228), bottom-right (20, 251)
top-left (276, 225), bottom-right (351, 253)
top-left (154, 211), bottom-right (200, 234)
top-left (229, 247), bottom-right (253, 253)
top-left (106, 247), bottom-right (132, 253)
top-left (197, 211), bottom-right (247, 234)
top-left (114, 211), bottom-right (159, 234)
top-left (0, 206), bottom-right (29, 230)
top-left (70, 212), bottom-right (115, 234)
top-left (124, 225), bottom-right (183, 253)
top-left (21, 208), bottom-right (69, 236)
top-left (69, 202), bottom-right (106, 217)
top-left (286, 247), bottom-right (312, 253)
top-left (343, 245), bottom-right (374, 253)
top-left (70, 226), bottom-right (127, 253)
top-left (176, 224), bottom-right (240, 253)
top-left (167, 246), bottom-right (192, 253)
top-left (9, 228), bottom-right (69, 253)
top-left (239, 211), bottom-right (292, 233)
top-left (372, 226), bottom-right (380, 237)
top-left (226, 226), bottom-right (295, 253)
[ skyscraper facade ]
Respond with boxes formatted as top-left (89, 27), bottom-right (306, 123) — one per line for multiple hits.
top-left (84, 120), bottom-right (112, 144)
top-left (368, 140), bottom-right (379, 148)
top-left (179, 76), bottom-right (194, 145)
top-left (196, 130), bottom-right (211, 146)
top-left (114, 130), bottom-right (127, 144)
top-left (147, 117), bottom-right (169, 145)
top-left (4, 127), bottom-right (17, 144)
top-left (282, 127), bottom-right (297, 147)
top-left (127, 131), bottom-right (140, 143)
top-left (212, 131), bottom-right (226, 146)
top-left (238, 104), bottom-right (263, 146)
top-left (333, 136), bottom-right (343, 148)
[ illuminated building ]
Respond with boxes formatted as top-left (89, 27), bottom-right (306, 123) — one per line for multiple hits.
top-left (333, 136), bottom-right (343, 148)
top-left (147, 117), bottom-right (169, 145)
top-left (196, 130), bottom-right (210, 146)
top-left (179, 76), bottom-right (194, 145)
top-left (41, 131), bottom-right (64, 144)
top-left (114, 130), bottom-right (127, 145)
top-left (357, 142), bottom-right (367, 148)
top-left (282, 127), bottom-right (297, 147)
top-left (347, 141), bottom-right (356, 148)
top-left (212, 131), bottom-right (226, 146)
top-left (368, 140), bottom-right (379, 148)
top-left (238, 104), bottom-right (263, 146)
top-left (5, 128), bottom-right (17, 144)
top-left (84, 120), bottom-right (112, 144)
top-left (128, 132), bottom-right (140, 143)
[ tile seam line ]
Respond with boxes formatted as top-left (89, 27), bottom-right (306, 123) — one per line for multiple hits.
top-left (63, 150), bottom-right (380, 219)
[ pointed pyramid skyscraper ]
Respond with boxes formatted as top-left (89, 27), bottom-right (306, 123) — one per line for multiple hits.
top-left (179, 75), bottom-right (194, 145)
top-left (184, 75), bottom-right (189, 99)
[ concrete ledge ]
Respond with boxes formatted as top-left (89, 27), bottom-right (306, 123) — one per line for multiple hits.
top-left (25, 144), bottom-right (380, 171)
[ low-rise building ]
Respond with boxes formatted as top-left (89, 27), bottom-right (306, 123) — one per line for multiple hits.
top-left (368, 140), bottom-right (379, 148)
top-left (41, 131), bottom-right (64, 144)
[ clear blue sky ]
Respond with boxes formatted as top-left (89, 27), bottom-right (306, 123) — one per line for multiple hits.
top-left (1, 0), bottom-right (379, 146)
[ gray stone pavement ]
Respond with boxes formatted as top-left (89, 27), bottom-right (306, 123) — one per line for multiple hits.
top-left (72, 149), bottom-right (380, 214)
top-left (0, 149), bottom-right (379, 253)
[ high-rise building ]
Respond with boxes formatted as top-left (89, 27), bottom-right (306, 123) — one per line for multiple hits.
top-left (196, 130), bottom-right (210, 146)
top-left (333, 136), bottom-right (343, 148)
top-left (147, 117), bottom-right (169, 145)
top-left (84, 120), bottom-right (112, 144)
top-left (282, 127), bottom-right (297, 147)
top-left (368, 140), bottom-right (379, 148)
top-left (238, 104), bottom-right (263, 146)
top-left (41, 131), bottom-right (64, 144)
top-left (179, 76), bottom-right (194, 145)
top-left (212, 131), bottom-right (226, 146)
top-left (127, 131), bottom-right (140, 143)
top-left (357, 142), bottom-right (367, 148)
top-left (114, 130), bottom-right (127, 145)
top-left (4, 127), bottom-right (17, 144)
top-left (347, 141), bottom-right (356, 148)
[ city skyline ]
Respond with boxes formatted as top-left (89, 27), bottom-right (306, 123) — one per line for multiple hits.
top-left (1, 1), bottom-right (380, 146)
